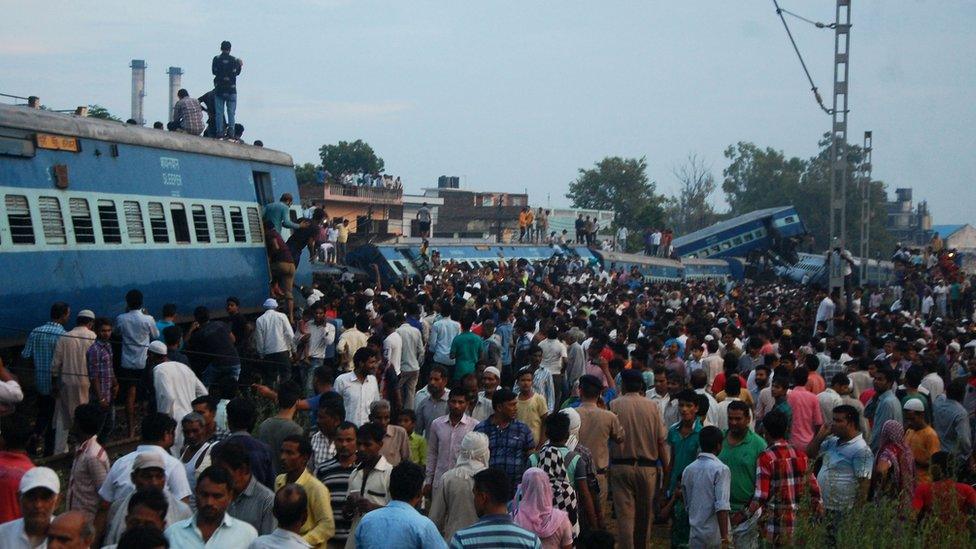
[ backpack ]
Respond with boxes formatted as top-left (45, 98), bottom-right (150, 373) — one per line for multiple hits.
top-left (536, 446), bottom-right (580, 537)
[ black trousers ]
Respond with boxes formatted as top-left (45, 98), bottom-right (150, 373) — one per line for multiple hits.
top-left (33, 394), bottom-right (56, 456)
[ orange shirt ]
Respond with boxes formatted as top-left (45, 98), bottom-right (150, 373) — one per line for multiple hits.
top-left (906, 425), bottom-right (941, 483)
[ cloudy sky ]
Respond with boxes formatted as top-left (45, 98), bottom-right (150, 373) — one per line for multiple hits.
top-left (3, 1), bottom-right (974, 223)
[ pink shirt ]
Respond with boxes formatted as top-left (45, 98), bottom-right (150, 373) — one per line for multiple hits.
top-left (787, 387), bottom-right (823, 450)
top-left (424, 414), bottom-right (478, 489)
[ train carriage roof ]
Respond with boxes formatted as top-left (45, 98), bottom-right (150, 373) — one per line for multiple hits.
top-left (0, 103), bottom-right (294, 166)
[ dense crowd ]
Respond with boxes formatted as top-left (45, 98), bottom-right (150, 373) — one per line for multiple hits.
top-left (1, 229), bottom-right (976, 549)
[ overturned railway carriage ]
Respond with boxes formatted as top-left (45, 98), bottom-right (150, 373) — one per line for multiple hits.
top-left (349, 241), bottom-right (742, 287)
top-left (0, 104), bottom-right (310, 347)
top-left (781, 252), bottom-right (896, 288)
top-left (673, 206), bottom-right (806, 260)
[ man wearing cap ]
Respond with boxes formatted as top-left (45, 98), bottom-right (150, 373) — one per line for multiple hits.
top-left (147, 341), bottom-right (208, 458)
top-left (101, 452), bottom-right (192, 546)
top-left (254, 299), bottom-right (296, 387)
top-left (0, 467), bottom-right (59, 548)
top-left (51, 309), bottom-right (96, 455)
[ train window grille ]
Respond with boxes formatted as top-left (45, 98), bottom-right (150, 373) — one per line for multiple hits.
top-left (5, 195), bottom-right (35, 244)
top-left (784, 216), bottom-right (795, 224)
top-left (246, 207), bottom-right (262, 242)
top-left (38, 196), bottom-right (66, 245)
top-left (229, 207), bottom-right (247, 243)
top-left (170, 203), bottom-right (191, 244)
top-left (211, 205), bottom-right (229, 243)
top-left (743, 232), bottom-right (754, 242)
top-left (148, 202), bottom-right (169, 243)
top-left (69, 198), bottom-right (96, 244)
top-left (732, 236), bottom-right (743, 246)
top-left (191, 205), bottom-right (211, 243)
top-left (721, 241), bottom-right (732, 250)
top-left (97, 200), bottom-right (122, 244)
top-left (123, 201), bottom-right (146, 244)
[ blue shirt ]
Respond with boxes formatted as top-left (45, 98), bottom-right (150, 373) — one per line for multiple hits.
top-left (495, 322), bottom-right (514, 366)
top-left (816, 434), bottom-right (873, 510)
top-left (681, 453), bottom-right (731, 548)
top-left (354, 500), bottom-right (446, 549)
top-left (474, 418), bottom-right (534, 490)
top-left (21, 321), bottom-right (65, 395)
top-left (165, 513), bottom-right (257, 548)
top-left (430, 318), bottom-right (460, 365)
top-left (450, 514), bottom-right (541, 549)
top-left (262, 201), bottom-right (300, 234)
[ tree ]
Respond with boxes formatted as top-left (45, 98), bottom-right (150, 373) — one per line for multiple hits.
top-left (87, 104), bottom-right (120, 122)
top-left (722, 142), bottom-right (807, 215)
top-left (567, 156), bottom-right (666, 242)
top-left (295, 162), bottom-right (319, 186)
top-left (664, 153), bottom-right (718, 234)
top-left (318, 140), bottom-right (384, 176)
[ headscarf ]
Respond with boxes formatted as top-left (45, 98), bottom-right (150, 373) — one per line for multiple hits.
top-left (875, 419), bottom-right (916, 495)
top-left (453, 431), bottom-right (489, 479)
top-left (560, 408), bottom-right (581, 451)
top-left (513, 468), bottom-right (569, 540)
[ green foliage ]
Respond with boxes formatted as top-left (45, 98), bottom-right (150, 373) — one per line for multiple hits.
top-left (722, 136), bottom-right (894, 256)
top-left (318, 139), bottom-right (384, 176)
top-left (295, 162), bottom-right (319, 186)
top-left (567, 156), bottom-right (666, 235)
top-left (87, 104), bottom-right (121, 121)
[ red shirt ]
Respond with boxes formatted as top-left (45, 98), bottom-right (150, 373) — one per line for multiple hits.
top-left (912, 480), bottom-right (976, 525)
top-left (711, 372), bottom-right (747, 395)
top-left (0, 451), bottom-right (35, 523)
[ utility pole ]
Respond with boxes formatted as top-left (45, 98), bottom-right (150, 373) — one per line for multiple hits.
top-left (827, 0), bottom-right (852, 295)
top-left (859, 130), bottom-right (873, 280)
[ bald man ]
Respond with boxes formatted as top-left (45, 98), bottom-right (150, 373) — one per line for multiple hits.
top-left (47, 511), bottom-right (96, 549)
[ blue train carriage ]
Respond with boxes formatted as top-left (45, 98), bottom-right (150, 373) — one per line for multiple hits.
top-left (672, 206), bottom-right (806, 260)
top-left (591, 250), bottom-right (684, 282)
top-left (0, 104), bottom-right (307, 346)
top-left (781, 252), bottom-right (895, 288)
top-left (682, 258), bottom-right (739, 283)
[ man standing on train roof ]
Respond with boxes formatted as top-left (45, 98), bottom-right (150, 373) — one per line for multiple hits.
top-left (212, 40), bottom-right (242, 138)
top-left (263, 193), bottom-right (301, 234)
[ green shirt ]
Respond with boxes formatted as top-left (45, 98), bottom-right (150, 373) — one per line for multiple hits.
top-left (450, 332), bottom-right (483, 380)
top-left (718, 429), bottom-right (768, 511)
top-left (666, 419), bottom-right (703, 494)
top-left (773, 399), bottom-right (793, 433)
top-left (408, 432), bottom-right (427, 466)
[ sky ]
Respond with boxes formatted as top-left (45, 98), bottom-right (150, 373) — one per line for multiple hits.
top-left (2, 1), bottom-right (974, 223)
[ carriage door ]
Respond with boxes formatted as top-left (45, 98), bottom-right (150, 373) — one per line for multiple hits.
top-left (252, 171), bottom-right (273, 206)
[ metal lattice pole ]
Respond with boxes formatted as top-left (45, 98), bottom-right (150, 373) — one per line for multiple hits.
top-left (828, 0), bottom-right (852, 294)
top-left (859, 130), bottom-right (873, 280)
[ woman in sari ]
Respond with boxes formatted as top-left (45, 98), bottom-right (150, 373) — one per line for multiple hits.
top-left (872, 419), bottom-right (917, 501)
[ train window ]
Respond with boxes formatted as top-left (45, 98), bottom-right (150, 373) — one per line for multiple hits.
top-left (211, 206), bottom-right (229, 243)
top-left (721, 242), bottom-right (731, 249)
top-left (97, 200), bottom-right (122, 244)
top-left (732, 236), bottom-right (743, 246)
top-left (69, 198), bottom-right (96, 244)
top-left (170, 203), bottom-right (191, 244)
top-left (148, 202), bottom-right (169, 243)
top-left (5, 195), bottom-right (35, 244)
top-left (754, 229), bottom-right (764, 238)
top-left (229, 206), bottom-right (247, 243)
top-left (38, 197), bottom-right (66, 245)
top-left (710, 245), bottom-right (720, 253)
top-left (784, 216), bottom-right (795, 223)
top-left (191, 205), bottom-right (211, 243)
top-left (246, 207), bottom-right (262, 243)
top-left (123, 201), bottom-right (146, 244)
top-left (743, 232), bottom-right (754, 242)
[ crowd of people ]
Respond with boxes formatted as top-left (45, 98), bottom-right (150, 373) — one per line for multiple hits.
top-left (2, 225), bottom-right (976, 548)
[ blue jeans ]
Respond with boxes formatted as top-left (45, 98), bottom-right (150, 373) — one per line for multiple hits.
top-left (214, 93), bottom-right (237, 137)
top-left (203, 363), bottom-right (241, 386)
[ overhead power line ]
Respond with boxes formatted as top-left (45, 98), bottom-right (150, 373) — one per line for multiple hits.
top-left (770, 0), bottom-right (832, 115)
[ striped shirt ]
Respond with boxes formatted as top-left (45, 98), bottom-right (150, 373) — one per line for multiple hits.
top-left (450, 514), bottom-right (542, 549)
top-left (315, 458), bottom-right (354, 543)
top-left (86, 340), bottom-right (114, 402)
top-left (21, 322), bottom-right (66, 395)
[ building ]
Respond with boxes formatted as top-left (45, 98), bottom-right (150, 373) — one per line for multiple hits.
top-left (299, 182), bottom-right (402, 237)
top-left (885, 188), bottom-right (932, 245)
top-left (423, 187), bottom-right (529, 240)
top-left (932, 224), bottom-right (976, 273)
top-left (398, 194), bottom-right (444, 237)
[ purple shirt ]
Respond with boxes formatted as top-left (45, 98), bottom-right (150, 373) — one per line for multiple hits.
top-left (424, 414), bottom-right (478, 489)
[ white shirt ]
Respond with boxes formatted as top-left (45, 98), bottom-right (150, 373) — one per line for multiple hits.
top-left (333, 371), bottom-right (381, 426)
top-left (396, 323), bottom-right (424, 373)
top-left (920, 372), bottom-right (945, 401)
top-left (115, 309), bottom-right (159, 370)
top-left (248, 528), bottom-right (312, 549)
top-left (538, 338), bottom-right (568, 375)
top-left (818, 388), bottom-right (843, 425)
top-left (154, 361), bottom-right (208, 456)
top-left (307, 321), bottom-right (336, 360)
top-left (383, 331), bottom-right (403, 376)
top-left (254, 310), bottom-right (295, 356)
top-left (0, 517), bottom-right (47, 549)
top-left (99, 444), bottom-right (192, 502)
top-left (695, 388), bottom-right (720, 426)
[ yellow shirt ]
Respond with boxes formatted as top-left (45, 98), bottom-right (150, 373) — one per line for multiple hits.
top-left (337, 225), bottom-right (349, 243)
top-left (516, 393), bottom-right (548, 446)
top-left (906, 426), bottom-right (941, 484)
top-left (275, 469), bottom-right (335, 548)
